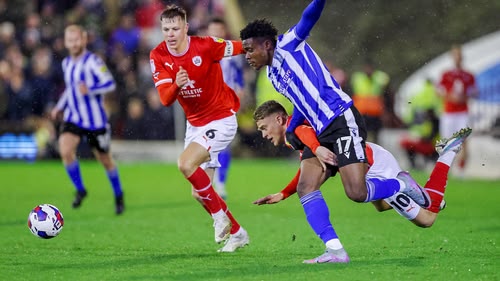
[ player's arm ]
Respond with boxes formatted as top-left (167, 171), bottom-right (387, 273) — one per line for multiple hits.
top-left (294, 125), bottom-right (320, 154)
top-left (286, 107), bottom-right (306, 135)
top-left (86, 55), bottom-right (116, 95)
top-left (294, 124), bottom-right (336, 166)
top-left (150, 52), bottom-right (180, 107)
top-left (226, 40), bottom-right (245, 56)
top-left (209, 37), bottom-right (245, 61)
top-left (51, 89), bottom-right (68, 121)
top-left (295, 0), bottom-right (326, 40)
top-left (253, 168), bottom-right (301, 205)
top-left (233, 57), bottom-right (245, 95)
top-left (54, 89), bottom-right (68, 111)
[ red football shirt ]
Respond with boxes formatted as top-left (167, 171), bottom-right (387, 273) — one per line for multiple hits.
top-left (439, 69), bottom-right (476, 113)
top-left (150, 36), bottom-right (244, 126)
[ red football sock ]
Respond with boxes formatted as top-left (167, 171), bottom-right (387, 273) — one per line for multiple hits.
top-left (425, 162), bottom-right (450, 213)
top-left (217, 195), bottom-right (241, 234)
top-left (199, 201), bottom-right (211, 215)
top-left (187, 167), bottom-right (222, 214)
top-left (196, 186), bottom-right (241, 234)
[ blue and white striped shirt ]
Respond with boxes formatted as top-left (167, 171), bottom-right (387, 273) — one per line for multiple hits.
top-left (267, 0), bottom-right (352, 135)
top-left (220, 56), bottom-right (244, 92)
top-left (55, 51), bottom-right (116, 130)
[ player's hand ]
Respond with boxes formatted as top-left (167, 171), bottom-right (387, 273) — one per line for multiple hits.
top-left (78, 82), bottom-right (88, 95)
top-left (315, 146), bottom-right (337, 166)
top-left (50, 107), bottom-right (63, 121)
top-left (253, 193), bottom-right (284, 205)
top-left (176, 66), bottom-right (189, 88)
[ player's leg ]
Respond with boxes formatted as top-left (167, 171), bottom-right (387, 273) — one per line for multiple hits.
top-left (374, 191), bottom-right (439, 227)
top-left (198, 167), bottom-right (242, 234)
top-left (399, 127), bottom-right (472, 227)
top-left (180, 142), bottom-right (231, 243)
top-left (94, 151), bottom-right (124, 214)
top-left (204, 119), bottom-right (248, 252)
top-left (364, 144), bottom-right (431, 226)
top-left (90, 124), bottom-right (124, 215)
top-left (191, 160), bottom-right (248, 250)
top-left (374, 192), bottom-right (439, 227)
top-left (181, 115), bottom-right (240, 244)
top-left (214, 147), bottom-right (231, 199)
top-left (427, 127), bottom-right (472, 213)
top-left (371, 200), bottom-right (392, 212)
top-left (386, 190), bottom-right (442, 228)
top-left (400, 128), bottom-right (471, 226)
top-left (191, 178), bottom-right (248, 252)
top-left (191, 165), bottom-right (215, 214)
top-left (332, 107), bottom-right (429, 206)
top-left (216, 195), bottom-right (249, 252)
top-left (58, 123), bottom-right (86, 208)
top-left (341, 157), bottom-right (430, 207)
top-left (194, 166), bottom-right (248, 252)
top-left (297, 157), bottom-right (349, 263)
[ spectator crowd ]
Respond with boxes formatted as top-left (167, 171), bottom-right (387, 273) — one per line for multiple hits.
top-left (0, 0), bottom-right (228, 157)
top-left (0, 0), bottom-right (482, 169)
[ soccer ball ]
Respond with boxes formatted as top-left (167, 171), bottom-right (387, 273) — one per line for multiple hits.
top-left (27, 204), bottom-right (64, 239)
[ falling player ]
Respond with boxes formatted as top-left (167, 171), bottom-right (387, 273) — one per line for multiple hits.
top-left (241, 0), bottom-right (430, 262)
top-left (253, 100), bottom-right (471, 262)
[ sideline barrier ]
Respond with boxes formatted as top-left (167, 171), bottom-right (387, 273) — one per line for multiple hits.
top-left (0, 133), bottom-right (37, 162)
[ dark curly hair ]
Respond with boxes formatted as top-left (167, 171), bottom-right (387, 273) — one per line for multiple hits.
top-left (240, 19), bottom-right (278, 47)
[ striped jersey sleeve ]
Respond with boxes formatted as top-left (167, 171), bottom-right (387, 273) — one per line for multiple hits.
top-left (220, 56), bottom-right (245, 92)
top-left (267, 27), bottom-right (352, 135)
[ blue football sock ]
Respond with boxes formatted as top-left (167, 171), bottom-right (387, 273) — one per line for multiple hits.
top-left (65, 161), bottom-right (85, 193)
top-left (364, 178), bottom-right (401, 202)
top-left (300, 190), bottom-right (338, 244)
top-left (217, 148), bottom-right (231, 184)
top-left (106, 168), bottom-right (123, 197)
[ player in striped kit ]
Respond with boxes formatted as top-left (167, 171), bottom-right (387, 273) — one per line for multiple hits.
top-left (241, 0), bottom-right (430, 262)
top-left (50, 25), bottom-right (124, 215)
top-left (206, 18), bottom-right (246, 200)
top-left (252, 100), bottom-right (470, 263)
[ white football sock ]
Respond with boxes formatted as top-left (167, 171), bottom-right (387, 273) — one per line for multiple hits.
top-left (325, 238), bottom-right (343, 250)
top-left (438, 151), bottom-right (456, 167)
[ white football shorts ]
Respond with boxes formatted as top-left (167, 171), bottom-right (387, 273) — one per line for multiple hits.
top-left (367, 142), bottom-right (421, 220)
top-left (184, 114), bottom-right (237, 169)
top-left (440, 112), bottom-right (468, 139)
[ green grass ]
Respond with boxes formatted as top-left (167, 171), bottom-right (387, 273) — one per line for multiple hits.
top-left (0, 159), bottom-right (499, 281)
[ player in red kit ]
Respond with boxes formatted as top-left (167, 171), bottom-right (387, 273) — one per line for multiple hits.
top-left (437, 44), bottom-right (478, 173)
top-left (149, 5), bottom-right (249, 252)
top-left (252, 100), bottom-right (471, 263)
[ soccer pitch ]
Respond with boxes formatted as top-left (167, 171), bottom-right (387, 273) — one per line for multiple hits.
top-left (1, 160), bottom-right (499, 281)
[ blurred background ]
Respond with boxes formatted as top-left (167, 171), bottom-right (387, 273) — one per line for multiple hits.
top-left (0, 0), bottom-right (499, 177)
